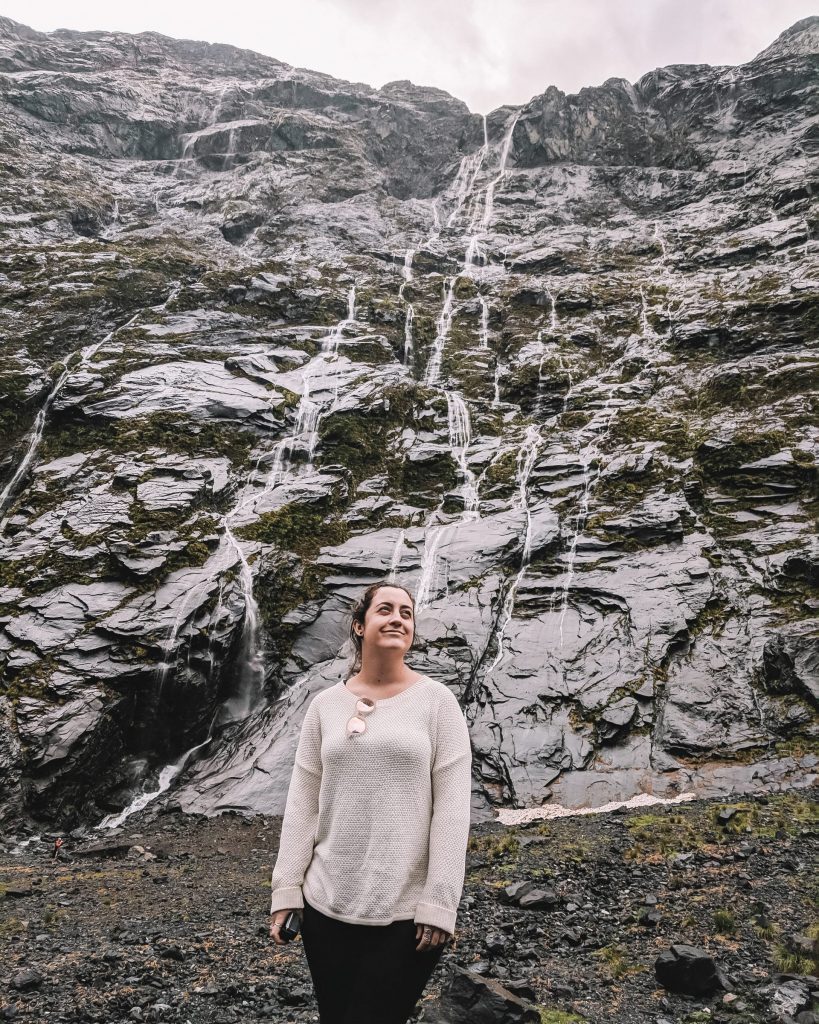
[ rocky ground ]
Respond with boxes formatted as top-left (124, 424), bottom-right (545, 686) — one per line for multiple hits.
top-left (1, 788), bottom-right (817, 1024)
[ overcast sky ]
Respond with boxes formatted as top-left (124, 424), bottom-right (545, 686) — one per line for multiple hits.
top-left (7, 0), bottom-right (817, 112)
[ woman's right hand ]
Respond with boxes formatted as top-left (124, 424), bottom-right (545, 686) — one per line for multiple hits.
top-left (270, 909), bottom-right (300, 945)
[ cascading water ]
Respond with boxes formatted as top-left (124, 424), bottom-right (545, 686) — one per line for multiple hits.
top-left (445, 390), bottom-right (480, 516)
top-left (414, 519), bottom-right (449, 612)
top-left (484, 424), bottom-right (543, 677)
top-left (96, 707), bottom-right (221, 831)
top-left (101, 287), bottom-right (363, 828)
top-left (222, 524), bottom-right (264, 720)
top-left (553, 392), bottom-right (617, 647)
top-left (323, 285), bottom-right (356, 357)
top-left (0, 294), bottom-right (175, 532)
top-left (481, 112), bottom-right (520, 231)
top-left (446, 114), bottom-right (489, 230)
top-left (479, 296), bottom-right (490, 349)
top-left (387, 529), bottom-right (405, 582)
top-left (397, 249), bottom-right (415, 365)
top-left (421, 277), bottom-right (456, 386)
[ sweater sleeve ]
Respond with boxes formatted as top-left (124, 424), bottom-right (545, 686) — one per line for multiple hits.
top-left (413, 689), bottom-right (473, 935)
top-left (269, 696), bottom-right (322, 915)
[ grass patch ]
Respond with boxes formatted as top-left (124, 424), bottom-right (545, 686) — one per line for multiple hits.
top-left (712, 909), bottom-right (737, 935)
top-left (536, 1009), bottom-right (587, 1024)
top-left (592, 942), bottom-right (646, 980)
top-left (467, 832), bottom-right (521, 863)
top-left (623, 812), bottom-right (705, 862)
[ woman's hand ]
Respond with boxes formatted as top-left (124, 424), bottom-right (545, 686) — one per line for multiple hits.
top-left (270, 909), bottom-right (300, 945)
top-left (415, 922), bottom-right (452, 952)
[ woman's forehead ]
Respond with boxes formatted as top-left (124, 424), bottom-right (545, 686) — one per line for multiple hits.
top-left (372, 588), bottom-right (413, 608)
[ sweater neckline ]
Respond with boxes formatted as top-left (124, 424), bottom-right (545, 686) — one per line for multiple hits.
top-left (339, 674), bottom-right (431, 705)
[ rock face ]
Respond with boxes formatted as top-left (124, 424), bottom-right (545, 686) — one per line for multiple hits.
top-left (0, 15), bottom-right (817, 831)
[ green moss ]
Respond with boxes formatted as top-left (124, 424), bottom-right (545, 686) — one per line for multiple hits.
top-left (235, 504), bottom-right (349, 558)
top-left (253, 558), bottom-right (332, 669)
top-left (592, 942), bottom-right (646, 980)
top-left (559, 410), bottom-right (593, 430)
top-left (602, 408), bottom-right (693, 460)
top-left (693, 428), bottom-right (789, 480)
top-left (536, 1008), bottom-right (587, 1024)
top-left (481, 450), bottom-right (519, 495)
top-left (687, 597), bottom-right (732, 638)
top-left (623, 812), bottom-right (706, 861)
top-left (39, 412), bottom-right (254, 466)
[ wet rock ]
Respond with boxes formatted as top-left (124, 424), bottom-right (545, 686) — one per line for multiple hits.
top-left (425, 965), bottom-right (541, 1023)
top-left (771, 979), bottom-right (811, 1020)
top-left (518, 888), bottom-right (560, 910)
top-left (654, 943), bottom-right (727, 995)
top-left (9, 967), bottom-right (43, 990)
top-left (0, 12), bottom-right (817, 826)
top-left (761, 621), bottom-right (819, 706)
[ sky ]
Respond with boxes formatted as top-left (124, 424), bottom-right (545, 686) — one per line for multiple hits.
top-left (6, 0), bottom-right (817, 113)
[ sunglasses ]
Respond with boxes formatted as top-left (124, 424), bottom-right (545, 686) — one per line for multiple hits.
top-left (347, 697), bottom-right (376, 738)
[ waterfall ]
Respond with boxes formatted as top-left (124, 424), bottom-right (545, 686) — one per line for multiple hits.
top-left (403, 304), bottom-right (414, 365)
top-left (323, 284), bottom-right (356, 357)
top-left (0, 305), bottom-right (148, 531)
top-left (445, 390), bottom-right (479, 516)
top-left (479, 296), bottom-right (490, 348)
top-left (430, 199), bottom-right (442, 241)
top-left (151, 284), bottom-right (357, 740)
top-left (481, 111), bottom-right (520, 230)
top-left (491, 359), bottom-right (503, 407)
top-left (422, 277), bottom-right (456, 386)
top-left (553, 389), bottom-right (617, 647)
top-left (387, 529), bottom-right (405, 582)
top-left (96, 708), bottom-right (221, 831)
top-left (155, 589), bottom-right (197, 697)
top-left (484, 424), bottom-right (542, 676)
top-left (223, 125), bottom-right (238, 170)
top-left (206, 580), bottom-right (225, 680)
top-left (547, 287), bottom-right (559, 332)
top-left (223, 524), bottom-right (264, 720)
top-left (398, 248), bottom-right (415, 365)
top-left (446, 114), bottom-right (489, 229)
top-left (415, 519), bottom-right (449, 612)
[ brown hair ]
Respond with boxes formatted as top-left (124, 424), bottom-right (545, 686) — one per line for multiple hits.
top-left (346, 580), bottom-right (418, 678)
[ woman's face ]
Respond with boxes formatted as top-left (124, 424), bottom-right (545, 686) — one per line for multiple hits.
top-left (357, 586), bottom-right (415, 654)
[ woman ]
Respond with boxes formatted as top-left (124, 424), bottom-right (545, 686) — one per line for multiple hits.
top-left (269, 580), bottom-right (473, 1024)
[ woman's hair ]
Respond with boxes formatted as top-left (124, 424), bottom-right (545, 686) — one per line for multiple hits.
top-left (346, 579), bottom-right (418, 678)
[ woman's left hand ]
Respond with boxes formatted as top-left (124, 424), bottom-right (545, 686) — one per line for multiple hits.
top-left (415, 922), bottom-right (452, 952)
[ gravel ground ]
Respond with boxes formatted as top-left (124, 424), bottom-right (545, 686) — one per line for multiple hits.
top-left (1, 787), bottom-right (817, 1024)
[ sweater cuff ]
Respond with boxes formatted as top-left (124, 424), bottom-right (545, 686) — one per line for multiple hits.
top-left (414, 902), bottom-right (457, 935)
top-left (270, 886), bottom-right (304, 915)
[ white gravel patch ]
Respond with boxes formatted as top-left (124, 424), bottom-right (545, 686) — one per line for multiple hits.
top-left (494, 790), bottom-right (699, 825)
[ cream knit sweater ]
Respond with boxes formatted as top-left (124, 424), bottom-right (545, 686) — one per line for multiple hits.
top-left (269, 673), bottom-right (473, 934)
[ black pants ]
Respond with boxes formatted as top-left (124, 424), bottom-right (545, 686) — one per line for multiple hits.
top-left (300, 896), bottom-right (445, 1024)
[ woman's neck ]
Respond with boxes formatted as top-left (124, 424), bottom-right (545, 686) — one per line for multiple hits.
top-left (348, 658), bottom-right (421, 689)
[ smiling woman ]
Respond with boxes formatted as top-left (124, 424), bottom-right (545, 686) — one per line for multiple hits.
top-left (268, 578), bottom-right (473, 1024)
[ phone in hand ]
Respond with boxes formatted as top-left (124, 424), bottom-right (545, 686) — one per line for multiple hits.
top-left (280, 910), bottom-right (301, 941)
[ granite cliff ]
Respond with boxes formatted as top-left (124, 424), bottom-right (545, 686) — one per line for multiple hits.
top-left (0, 15), bottom-right (816, 834)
